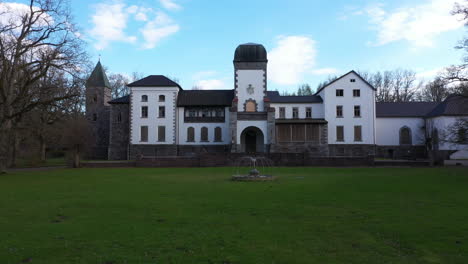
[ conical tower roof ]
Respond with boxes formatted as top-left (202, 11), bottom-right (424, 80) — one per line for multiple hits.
top-left (86, 61), bottom-right (110, 88)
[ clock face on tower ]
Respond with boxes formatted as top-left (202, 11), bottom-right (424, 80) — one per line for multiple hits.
top-left (246, 84), bottom-right (254, 95)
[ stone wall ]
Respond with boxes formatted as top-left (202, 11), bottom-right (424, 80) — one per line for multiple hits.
top-left (108, 104), bottom-right (130, 160)
top-left (328, 144), bottom-right (376, 157)
top-left (376, 145), bottom-right (427, 160)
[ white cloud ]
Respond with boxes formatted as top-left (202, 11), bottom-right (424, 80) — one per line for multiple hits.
top-left (135, 12), bottom-right (148, 21)
top-left (159, 0), bottom-right (181, 11)
top-left (89, 2), bottom-right (136, 50)
top-left (140, 11), bottom-right (180, 49)
top-left (416, 67), bottom-right (444, 80)
top-left (195, 79), bottom-right (227, 90)
top-left (192, 71), bottom-right (217, 80)
top-left (268, 35), bottom-right (316, 85)
top-left (364, 0), bottom-right (464, 47)
top-left (0, 2), bottom-right (53, 28)
top-left (311, 68), bottom-right (339, 75)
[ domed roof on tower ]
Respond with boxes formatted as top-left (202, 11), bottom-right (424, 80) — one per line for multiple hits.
top-left (86, 61), bottom-right (110, 88)
top-left (234, 43), bottom-right (267, 63)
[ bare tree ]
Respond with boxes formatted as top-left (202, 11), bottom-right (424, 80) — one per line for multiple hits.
top-left (0, 0), bottom-right (88, 170)
top-left (441, 118), bottom-right (468, 145)
top-left (61, 114), bottom-right (93, 168)
top-left (297, 83), bottom-right (314, 95)
top-left (419, 77), bottom-right (450, 102)
top-left (108, 73), bottom-right (129, 98)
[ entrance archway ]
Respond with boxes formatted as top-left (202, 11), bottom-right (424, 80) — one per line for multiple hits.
top-left (240, 126), bottom-right (264, 153)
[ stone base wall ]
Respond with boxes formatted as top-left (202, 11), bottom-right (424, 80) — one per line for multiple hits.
top-left (376, 145), bottom-right (427, 160)
top-left (129, 144), bottom-right (178, 159)
top-left (328, 144), bottom-right (376, 157)
top-left (271, 143), bottom-right (329, 156)
top-left (177, 145), bottom-right (231, 156)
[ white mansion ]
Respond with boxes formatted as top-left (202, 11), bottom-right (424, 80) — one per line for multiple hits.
top-left (85, 43), bottom-right (468, 162)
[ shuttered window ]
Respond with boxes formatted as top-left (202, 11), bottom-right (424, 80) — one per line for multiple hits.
top-left (277, 124), bottom-right (291, 142)
top-left (140, 126), bottom-right (148, 142)
top-left (354, 126), bottom-right (362, 142)
top-left (306, 124), bottom-right (320, 142)
top-left (291, 124), bottom-right (305, 142)
top-left (336, 126), bottom-right (344, 142)
top-left (158, 126), bottom-right (165, 142)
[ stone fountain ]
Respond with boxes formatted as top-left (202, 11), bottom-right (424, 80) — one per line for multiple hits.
top-left (232, 156), bottom-right (275, 181)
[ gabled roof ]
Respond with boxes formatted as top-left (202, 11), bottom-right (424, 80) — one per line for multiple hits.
top-left (314, 70), bottom-right (376, 95)
top-left (127, 75), bottom-right (182, 88)
top-left (109, 95), bottom-right (130, 104)
top-left (267, 91), bottom-right (323, 103)
top-left (177, 89), bottom-right (234, 106)
top-left (426, 95), bottom-right (468, 117)
top-left (376, 102), bottom-right (438, 117)
top-left (86, 61), bottom-right (110, 88)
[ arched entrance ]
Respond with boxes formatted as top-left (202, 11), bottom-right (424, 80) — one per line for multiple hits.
top-left (240, 126), bottom-right (264, 153)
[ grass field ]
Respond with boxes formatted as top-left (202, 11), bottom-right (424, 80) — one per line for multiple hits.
top-left (0, 167), bottom-right (467, 264)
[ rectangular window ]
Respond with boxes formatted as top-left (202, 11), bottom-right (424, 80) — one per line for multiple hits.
top-left (158, 126), bottom-right (165, 142)
top-left (336, 89), bottom-right (344, 96)
top-left (350, 79), bottom-right (356, 82)
top-left (159, 106), bottom-right (165, 118)
top-left (336, 126), bottom-right (344, 142)
top-left (353, 89), bottom-right (360, 97)
top-left (140, 126), bottom-right (148, 142)
top-left (354, 105), bottom-right (361, 117)
top-left (141, 106), bottom-right (148, 118)
top-left (279, 107), bottom-right (285, 118)
top-left (292, 107), bottom-right (299, 119)
top-left (354, 126), bottom-right (362, 142)
top-left (305, 107), bottom-right (312, 118)
top-left (336, 105), bottom-right (343, 118)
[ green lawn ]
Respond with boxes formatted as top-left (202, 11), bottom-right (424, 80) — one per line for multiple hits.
top-left (0, 167), bottom-right (467, 264)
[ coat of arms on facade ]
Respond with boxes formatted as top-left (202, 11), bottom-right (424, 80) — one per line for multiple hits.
top-left (247, 84), bottom-right (254, 95)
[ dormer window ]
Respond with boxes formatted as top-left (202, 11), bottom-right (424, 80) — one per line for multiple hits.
top-left (159, 95), bottom-right (165, 102)
top-left (141, 95), bottom-right (148, 102)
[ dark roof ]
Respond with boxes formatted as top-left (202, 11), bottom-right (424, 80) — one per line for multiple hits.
top-left (234, 43), bottom-right (267, 63)
top-left (177, 89), bottom-right (234, 106)
top-left (109, 95), bottom-right (130, 104)
top-left (376, 102), bottom-right (439, 117)
top-left (426, 95), bottom-right (468, 117)
top-left (86, 61), bottom-right (110, 88)
top-left (314, 70), bottom-right (376, 95)
top-left (267, 91), bottom-right (323, 103)
top-left (127, 75), bottom-right (181, 88)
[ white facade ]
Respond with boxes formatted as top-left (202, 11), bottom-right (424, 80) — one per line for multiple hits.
top-left (376, 117), bottom-right (426, 146)
top-left (176, 107), bottom-right (231, 145)
top-left (271, 103), bottom-right (324, 119)
top-left (426, 116), bottom-right (468, 151)
top-left (318, 72), bottom-right (376, 145)
top-left (130, 87), bottom-right (178, 145)
top-left (236, 70), bottom-right (265, 112)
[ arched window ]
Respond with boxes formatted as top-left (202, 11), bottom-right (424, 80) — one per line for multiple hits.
top-left (141, 95), bottom-right (148, 102)
top-left (245, 101), bottom-right (256, 112)
top-left (399, 126), bottom-right (412, 145)
top-left (187, 127), bottom-right (195, 142)
top-left (201, 127), bottom-right (208, 142)
top-left (159, 95), bottom-right (165, 102)
top-left (214, 127), bottom-right (222, 142)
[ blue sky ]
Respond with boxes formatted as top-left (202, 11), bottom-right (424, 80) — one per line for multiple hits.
top-left (66, 0), bottom-right (466, 93)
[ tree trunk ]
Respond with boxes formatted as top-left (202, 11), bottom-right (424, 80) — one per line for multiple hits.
top-left (39, 135), bottom-right (47, 162)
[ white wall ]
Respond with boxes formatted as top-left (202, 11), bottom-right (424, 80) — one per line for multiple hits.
top-left (427, 116), bottom-right (468, 150)
top-left (177, 107), bottom-right (231, 145)
top-left (236, 70), bottom-right (265, 112)
top-left (318, 72), bottom-right (376, 145)
top-left (271, 103), bottom-right (324, 119)
top-left (376, 117), bottom-right (425, 146)
top-left (130, 87), bottom-right (178, 144)
top-left (236, 121), bottom-right (268, 144)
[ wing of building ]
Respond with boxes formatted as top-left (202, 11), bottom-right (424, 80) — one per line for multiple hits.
top-left (84, 43), bottom-right (468, 163)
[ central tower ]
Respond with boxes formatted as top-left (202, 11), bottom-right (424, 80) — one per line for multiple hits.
top-left (230, 43), bottom-right (275, 153)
